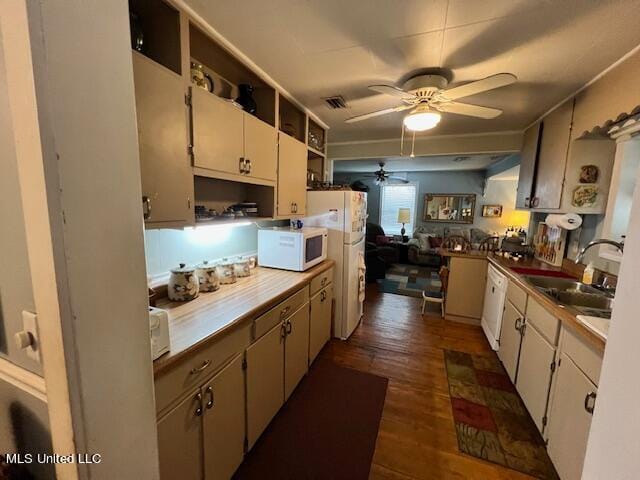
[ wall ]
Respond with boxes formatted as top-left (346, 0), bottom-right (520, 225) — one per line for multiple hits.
top-left (145, 224), bottom-right (259, 278)
top-left (582, 166), bottom-right (640, 479)
top-left (334, 170), bottom-right (529, 236)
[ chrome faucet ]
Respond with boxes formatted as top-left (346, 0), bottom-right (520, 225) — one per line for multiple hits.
top-left (575, 238), bottom-right (624, 264)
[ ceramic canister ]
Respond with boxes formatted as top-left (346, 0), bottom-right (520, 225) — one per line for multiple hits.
top-left (195, 260), bottom-right (219, 292)
top-left (233, 257), bottom-right (251, 278)
top-left (216, 258), bottom-right (237, 285)
top-left (168, 263), bottom-right (199, 301)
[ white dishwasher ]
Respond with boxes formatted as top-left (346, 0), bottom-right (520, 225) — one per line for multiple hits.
top-left (481, 264), bottom-right (508, 350)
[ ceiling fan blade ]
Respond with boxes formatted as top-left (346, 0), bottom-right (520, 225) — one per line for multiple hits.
top-left (436, 101), bottom-right (503, 119)
top-left (388, 176), bottom-right (409, 183)
top-left (345, 104), bottom-right (413, 124)
top-left (368, 84), bottom-right (415, 100)
top-left (441, 73), bottom-right (516, 100)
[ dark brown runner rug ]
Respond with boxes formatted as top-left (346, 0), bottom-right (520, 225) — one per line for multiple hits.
top-left (444, 350), bottom-right (559, 479)
top-left (234, 360), bottom-right (388, 480)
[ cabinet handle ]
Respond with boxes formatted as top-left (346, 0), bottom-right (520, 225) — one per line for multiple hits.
top-left (190, 359), bottom-right (211, 374)
top-left (532, 197), bottom-right (540, 208)
top-left (245, 159), bottom-right (252, 174)
top-left (142, 196), bottom-right (152, 220)
top-left (239, 157), bottom-right (246, 174)
top-left (320, 290), bottom-right (326, 302)
top-left (320, 278), bottom-right (327, 287)
top-left (286, 319), bottom-right (292, 335)
top-left (205, 386), bottom-right (214, 410)
top-left (524, 197), bottom-right (530, 208)
top-left (520, 323), bottom-right (527, 336)
top-left (195, 392), bottom-right (203, 417)
top-left (515, 317), bottom-right (522, 331)
top-left (584, 391), bottom-right (597, 414)
top-left (280, 322), bottom-right (287, 339)
top-left (280, 306), bottom-right (291, 319)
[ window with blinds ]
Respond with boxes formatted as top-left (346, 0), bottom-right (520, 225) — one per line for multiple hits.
top-left (379, 183), bottom-right (417, 235)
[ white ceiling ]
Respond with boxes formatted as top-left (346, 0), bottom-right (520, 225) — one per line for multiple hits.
top-left (333, 154), bottom-right (511, 173)
top-left (185, 0), bottom-right (640, 142)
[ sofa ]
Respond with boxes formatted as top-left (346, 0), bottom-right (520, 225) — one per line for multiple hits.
top-left (407, 226), bottom-right (492, 267)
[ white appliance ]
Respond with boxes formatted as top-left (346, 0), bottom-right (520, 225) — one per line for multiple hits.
top-left (257, 227), bottom-right (328, 272)
top-left (305, 190), bottom-right (367, 339)
top-left (149, 306), bottom-right (170, 360)
top-left (481, 265), bottom-right (508, 350)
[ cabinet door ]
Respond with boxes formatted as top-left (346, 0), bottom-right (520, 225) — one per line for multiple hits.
top-left (244, 114), bottom-right (277, 182)
top-left (132, 53), bottom-right (193, 224)
top-left (309, 285), bottom-right (333, 364)
top-left (246, 321), bottom-right (284, 449)
top-left (157, 389), bottom-right (203, 480)
top-left (202, 354), bottom-right (245, 480)
top-left (277, 132), bottom-right (307, 216)
top-left (516, 323), bottom-right (555, 433)
top-left (497, 300), bottom-right (523, 383)
top-left (192, 87), bottom-right (244, 176)
top-left (533, 99), bottom-right (574, 209)
top-left (284, 304), bottom-right (310, 399)
top-left (516, 122), bottom-right (542, 209)
top-left (547, 353), bottom-right (597, 480)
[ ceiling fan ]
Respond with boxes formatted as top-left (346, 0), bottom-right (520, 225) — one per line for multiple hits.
top-left (363, 162), bottom-right (409, 185)
top-left (345, 73), bottom-right (517, 131)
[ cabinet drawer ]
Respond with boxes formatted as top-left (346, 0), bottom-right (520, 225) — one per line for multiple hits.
top-left (507, 280), bottom-right (527, 314)
top-left (561, 325), bottom-right (603, 386)
top-left (310, 267), bottom-right (333, 295)
top-left (526, 297), bottom-right (560, 346)
top-left (253, 287), bottom-right (309, 340)
top-left (155, 322), bottom-right (251, 415)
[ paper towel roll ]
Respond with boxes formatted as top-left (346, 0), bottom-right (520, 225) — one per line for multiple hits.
top-left (545, 213), bottom-right (582, 230)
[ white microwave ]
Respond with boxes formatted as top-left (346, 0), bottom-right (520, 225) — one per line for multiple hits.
top-left (258, 227), bottom-right (328, 271)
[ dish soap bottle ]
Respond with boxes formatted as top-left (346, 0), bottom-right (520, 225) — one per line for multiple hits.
top-left (582, 262), bottom-right (595, 285)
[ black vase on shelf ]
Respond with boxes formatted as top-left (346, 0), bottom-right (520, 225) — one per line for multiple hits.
top-left (129, 11), bottom-right (144, 53)
top-left (236, 84), bottom-right (257, 115)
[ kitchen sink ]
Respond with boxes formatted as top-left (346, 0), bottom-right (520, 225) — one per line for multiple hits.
top-left (523, 275), bottom-right (613, 319)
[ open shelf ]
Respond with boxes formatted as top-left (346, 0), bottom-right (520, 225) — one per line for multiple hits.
top-left (307, 146), bottom-right (325, 158)
top-left (194, 176), bottom-right (275, 219)
top-left (278, 94), bottom-right (306, 143)
top-left (307, 118), bottom-right (326, 153)
top-left (129, 0), bottom-right (181, 74)
top-left (189, 24), bottom-right (276, 127)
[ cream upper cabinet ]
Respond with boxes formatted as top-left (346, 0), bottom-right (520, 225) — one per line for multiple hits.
top-left (515, 322), bottom-right (556, 433)
top-left (246, 321), bottom-right (285, 449)
top-left (157, 390), bottom-right (203, 480)
top-left (309, 284), bottom-right (333, 364)
top-left (192, 87), bottom-right (245, 177)
top-left (498, 300), bottom-right (524, 383)
top-left (277, 132), bottom-right (307, 216)
top-left (546, 352), bottom-right (598, 480)
top-left (533, 99), bottom-right (574, 209)
top-left (284, 305), bottom-right (310, 400)
top-left (132, 53), bottom-right (193, 225)
top-left (202, 354), bottom-right (245, 480)
top-left (244, 114), bottom-right (277, 182)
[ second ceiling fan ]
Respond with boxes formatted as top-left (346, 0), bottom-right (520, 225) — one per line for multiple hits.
top-left (345, 72), bottom-right (517, 131)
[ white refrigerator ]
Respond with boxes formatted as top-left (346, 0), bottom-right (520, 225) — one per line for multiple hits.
top-left (305, 190), bottom-right (367, 339)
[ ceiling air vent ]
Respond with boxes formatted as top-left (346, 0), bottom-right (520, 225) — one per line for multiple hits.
top-left (324, 95), bottom-right (347, 109)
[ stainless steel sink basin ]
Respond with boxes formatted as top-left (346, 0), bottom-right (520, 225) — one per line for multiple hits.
top-left (522, 275), bottom-right (613, 318)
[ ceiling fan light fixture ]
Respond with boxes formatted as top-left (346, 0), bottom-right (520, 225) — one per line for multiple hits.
top-left (403, 106), bottom-right (441, 132)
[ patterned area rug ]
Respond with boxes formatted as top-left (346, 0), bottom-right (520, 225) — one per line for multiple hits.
top-left (444, 350), bottom-right (559, 479)
top-left (377, 264), bottom-right (441, 298)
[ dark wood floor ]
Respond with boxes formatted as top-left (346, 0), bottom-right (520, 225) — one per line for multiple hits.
top-left (319, 285), bottom-right (535, 480)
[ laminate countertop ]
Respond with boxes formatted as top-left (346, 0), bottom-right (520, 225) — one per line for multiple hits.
top-left (153, 260), bottom-right (335, 375)
top-left (487, 254), bottom-right (606, 353)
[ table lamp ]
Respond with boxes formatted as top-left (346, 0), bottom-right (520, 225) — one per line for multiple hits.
top-left (397, 208), bottom-right (411, 241)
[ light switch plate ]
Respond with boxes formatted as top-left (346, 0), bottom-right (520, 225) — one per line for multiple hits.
top-left (21, 310), bottom-right (41, 363)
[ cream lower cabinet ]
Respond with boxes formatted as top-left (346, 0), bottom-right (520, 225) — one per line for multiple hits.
top-left (157, 389), bottom-right (203, 480)
top-left (132, 53), bottom-right (193, 225)
top-left (546, 352), bottom-right (597, 480)
top-left (277, 132), bottom-right (307, 216)
top-left (284, 305), bottom-right (310, 400)
top-left (498, 300), bottom-right (524, 383)
top-left (202, 354), bottom-right (246, 480)
top-left (516, 322), bottom-right (556, 433)
top-left (246, 321), bottom-right (285, 449)
top-left (309, 284), bottom-right (333, 364)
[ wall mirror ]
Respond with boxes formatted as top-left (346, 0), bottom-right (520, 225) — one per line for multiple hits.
top-left (423, 194), bottom-right (476, 224)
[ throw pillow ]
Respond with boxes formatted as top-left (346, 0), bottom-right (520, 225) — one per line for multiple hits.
top-left (429, 236), bottom-right (443, 248)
